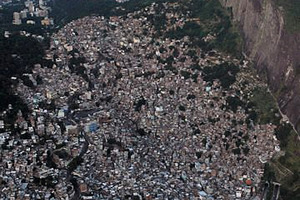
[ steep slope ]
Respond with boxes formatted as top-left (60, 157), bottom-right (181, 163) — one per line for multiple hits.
top-left (220, 0), bottom-right (300, 133)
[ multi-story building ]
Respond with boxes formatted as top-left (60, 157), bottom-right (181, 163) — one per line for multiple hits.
top-left (12, 12), bottom-right (21, 25)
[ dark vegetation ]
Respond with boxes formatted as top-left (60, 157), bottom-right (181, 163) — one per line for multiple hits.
top-left (49, 0), bottom-right (117, 27)
top-left (165, 0), bottom-right (242, 55)
top-left (67, 93), bottom-right (80, 110)
top-left (202, 63), bottom-right (239, 89)
top-left (275, 0), bottom-right (300, 32)
top-left (0, 34), bottom-right (44, 78)
top-left (68, 56), bottom-right (88, 80)
top-left (263, 127), bottom-right (300, 200)
top-left (134, 96), bottom-right (147, 112)
top-left (278, 131), bottom-right (300, 200)
top-left (225, 96), bottom-right (244, 113)
top-left (49, 0), bottom-right (241, 55)
top-left (113, 0), bottom-right (177, 16)
top-left (250, 88), bottom-right (300, 200)
top-left (68, 156), bottom-right (84, 172)
top-left (0, 2), bottom-right (23, 25)
top-left (249, 88), bottom-right (281, 125)
top-left (0, 34), bottom-right (45, 129)
top-left (33, 175), bottom-right (57, 188)
top-left (49, 0), bottom-right (176, 28)
top-left (146, 5), bottom-right (167, 35)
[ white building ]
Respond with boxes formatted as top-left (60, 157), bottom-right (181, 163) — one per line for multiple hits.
top-left (13, 12), bottom-right (21, 25)
top-left (20, 10), bottom-right (27, 19)
top-left (39, 0), bottom-right (44, 7)
top-left (28, 2), bottom-right (34, 13)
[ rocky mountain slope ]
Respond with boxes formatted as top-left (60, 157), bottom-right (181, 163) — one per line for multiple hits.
top-left (220, 0), bottom-right (300, 133)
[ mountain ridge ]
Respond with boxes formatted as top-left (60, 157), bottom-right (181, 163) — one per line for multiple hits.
top-left (219, 0), bottom-right (300, 133)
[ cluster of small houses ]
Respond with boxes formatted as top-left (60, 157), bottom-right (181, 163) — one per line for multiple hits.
top-left (11, 0), bottom-right (53, 26)
top-left (0, 2), bottom-right (281, 200)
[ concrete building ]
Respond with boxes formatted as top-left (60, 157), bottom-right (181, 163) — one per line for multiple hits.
top-left (28, 2), bottom-right (34, 13)
top-left (20, 10), bottom-right (27, 19)
top-left (12, 12), bottom-right (21, 25)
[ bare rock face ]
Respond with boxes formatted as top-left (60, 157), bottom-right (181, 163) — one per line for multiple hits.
top-left (220, 0), bottom-right (300, 132)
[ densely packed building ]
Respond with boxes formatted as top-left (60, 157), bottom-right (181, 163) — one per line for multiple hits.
top-left (0, 2), bottom-right (281, 200)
